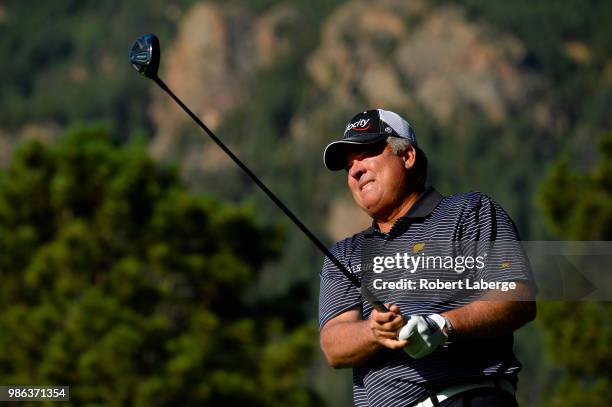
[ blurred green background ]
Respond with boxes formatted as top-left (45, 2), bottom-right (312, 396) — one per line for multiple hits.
top-left (0, 0), bottom-right (610, 405)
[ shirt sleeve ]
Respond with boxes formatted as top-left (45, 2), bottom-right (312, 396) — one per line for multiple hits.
top-left (460, 193), bottom-right (536, 292)
top-left (318, 239), bottom-right (363, 330)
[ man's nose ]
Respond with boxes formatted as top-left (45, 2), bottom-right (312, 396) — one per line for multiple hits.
top-left (348, 157), bottom-right (365, 179)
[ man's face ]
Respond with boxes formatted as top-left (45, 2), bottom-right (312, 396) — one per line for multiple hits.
top-left (345, 142), bottom-right (414, 219)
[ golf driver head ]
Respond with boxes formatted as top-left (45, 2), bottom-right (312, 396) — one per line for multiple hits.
top-left (130, 33), bottom-right (160, 79)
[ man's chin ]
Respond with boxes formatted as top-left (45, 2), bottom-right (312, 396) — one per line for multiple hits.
top-left (358, 201), bottom-right (384, 218)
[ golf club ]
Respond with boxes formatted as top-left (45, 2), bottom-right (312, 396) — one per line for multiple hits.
top-left (129, 33), bottom-right (388, 313)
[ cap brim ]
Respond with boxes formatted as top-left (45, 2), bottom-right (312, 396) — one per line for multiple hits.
top-left (323, 133), bottom-right (388, 171)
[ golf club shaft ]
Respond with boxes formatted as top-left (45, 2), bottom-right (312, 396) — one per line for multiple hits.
top-left (153, 77), bottom-right (388, 313)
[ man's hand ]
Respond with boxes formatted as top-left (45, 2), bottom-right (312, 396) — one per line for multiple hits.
top-left (398, 314), bottom-right (448, 358)
top-left (320, 304), bottom-right (411, 367)
top-left (370, 304), bottom-right (410, 350)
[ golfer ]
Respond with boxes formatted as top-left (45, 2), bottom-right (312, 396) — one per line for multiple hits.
top-left (319, 109), bottom-right (536, 406)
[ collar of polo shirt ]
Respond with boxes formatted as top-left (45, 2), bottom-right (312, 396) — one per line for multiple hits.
top-left (365, 187), bottom-right (443, 238)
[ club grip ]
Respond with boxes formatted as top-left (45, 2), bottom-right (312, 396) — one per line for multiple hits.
top-left (360, 286), bottom-right (389, 312)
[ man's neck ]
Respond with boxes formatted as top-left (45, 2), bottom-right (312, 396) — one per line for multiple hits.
top-left (375, 188), bottom-right (424, 233)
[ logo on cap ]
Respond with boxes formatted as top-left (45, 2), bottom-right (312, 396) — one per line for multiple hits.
top-left (345, 118), bottom-right (371, 134)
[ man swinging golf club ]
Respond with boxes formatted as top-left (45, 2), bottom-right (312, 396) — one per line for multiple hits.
top-left (319, 109), bottom-right (536, 406)
top-left (129, 34), bottom-right (536, 407)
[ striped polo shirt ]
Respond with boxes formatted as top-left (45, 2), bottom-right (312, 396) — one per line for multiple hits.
top-left (319, 187), bottom-right (534, 406)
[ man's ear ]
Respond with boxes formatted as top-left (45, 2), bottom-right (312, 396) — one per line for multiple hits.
top-left (403, 145), bottom-right (417, 170)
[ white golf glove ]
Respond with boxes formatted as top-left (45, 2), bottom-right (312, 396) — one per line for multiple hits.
top-left (397, 314), bottom-right (448, 359)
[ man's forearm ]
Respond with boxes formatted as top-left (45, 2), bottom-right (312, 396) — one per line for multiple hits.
top-left (443, 284), bottom-right (536, 340)
top-left (320, 319), bottom-right (381, 368)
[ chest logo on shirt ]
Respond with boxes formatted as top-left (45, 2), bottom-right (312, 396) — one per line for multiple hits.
top-left (412, 242), bottom-right (425, 254)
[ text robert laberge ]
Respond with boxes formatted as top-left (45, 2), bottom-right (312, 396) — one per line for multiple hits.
top-left (372, 278), bottom-right (517, 292)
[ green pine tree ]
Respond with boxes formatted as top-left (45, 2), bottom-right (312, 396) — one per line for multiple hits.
top-left (537, 133), bottom-right (612, 406)
top-left (0, 126), bottom-right (320, 406)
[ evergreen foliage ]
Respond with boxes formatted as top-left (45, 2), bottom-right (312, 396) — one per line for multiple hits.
top-left (0, 127), bottom-right (319, 406)
top-left (537, 134), bottom-right (612, 406)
